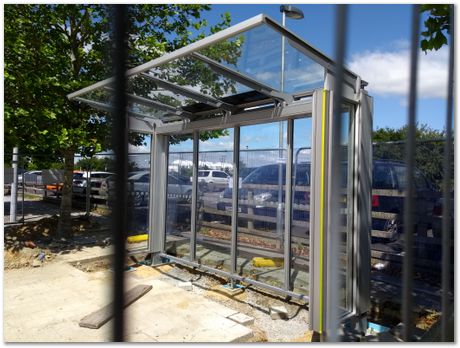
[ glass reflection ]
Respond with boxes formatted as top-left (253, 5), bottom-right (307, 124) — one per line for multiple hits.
top-left (165, 135), bottom-right (193, 259)
top-left (126, 133), bottom-right (152, 252)
top-left (195, 129), bottom-right (234, 270)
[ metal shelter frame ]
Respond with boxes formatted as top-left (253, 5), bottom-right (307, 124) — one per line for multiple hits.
top-left (68, 13), bottom-right (373, 334)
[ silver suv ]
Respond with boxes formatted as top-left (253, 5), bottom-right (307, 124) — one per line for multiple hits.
top-left (196, 170), bottom-right (231, 192)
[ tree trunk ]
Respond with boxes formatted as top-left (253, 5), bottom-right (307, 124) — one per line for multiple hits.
top-left (58, 149), bottom-right (74, 238)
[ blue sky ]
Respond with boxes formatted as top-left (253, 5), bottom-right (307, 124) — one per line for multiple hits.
top-left (199, 4), bottom-right (449, 132)
top-left (129, 4), bottom-right (450, 154)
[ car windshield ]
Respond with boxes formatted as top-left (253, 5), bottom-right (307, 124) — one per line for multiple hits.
top-left (91, 173), bottom-right (111, 178)
top-left (198, 171), bottom-right (209, 177)
top-left (243, 164), bottom-right (312, 186)
top-left (373, 163), bottom-right (395, 189)
top-left (392, 164), bottom-right (430, 190)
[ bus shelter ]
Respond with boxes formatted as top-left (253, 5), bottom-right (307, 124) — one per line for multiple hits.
top-left (68, 14), bottom-right (373, 333)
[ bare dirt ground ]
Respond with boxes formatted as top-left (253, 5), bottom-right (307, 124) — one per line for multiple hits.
top-left (4, 214), bottom-right (111, 269)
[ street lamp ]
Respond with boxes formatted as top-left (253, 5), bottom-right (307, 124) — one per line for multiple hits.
top-left (278, 4), bottom-right (304, 144)
top-left (277, 5), bottom-right (304, 238)
top-left (280, 5), bottom-right (304, 92)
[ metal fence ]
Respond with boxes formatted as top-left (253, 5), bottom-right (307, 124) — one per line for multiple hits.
top-left (4, 3), bottom-right (454, 342)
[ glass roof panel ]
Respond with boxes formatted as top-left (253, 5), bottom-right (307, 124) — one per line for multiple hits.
top-left (78, 88), bottom-right (180, 122)
top-left (147, 56), bottom-right (251, 99)
top-left (197, 22), bottom-right (325, 94)
top-left (68, 14), bottom-right (355, 123)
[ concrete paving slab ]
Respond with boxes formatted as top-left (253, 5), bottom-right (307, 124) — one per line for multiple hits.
top-left (4, 255), bottom-right (252, 343)
top-left (228, 312), bottom-right (255, 326)
top-left (270, 305), bottom-right (288, 320)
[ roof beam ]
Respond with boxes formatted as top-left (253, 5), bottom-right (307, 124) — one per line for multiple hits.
top-left (191, 52), bottom-right (294, 104)
top-left (139, 73), bottom-right (236, 112)
top-left (104, 87), bottom-right (192, 119)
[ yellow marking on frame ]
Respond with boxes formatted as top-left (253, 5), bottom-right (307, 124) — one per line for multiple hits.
top-left (319, 89), bottom-right (327, 334)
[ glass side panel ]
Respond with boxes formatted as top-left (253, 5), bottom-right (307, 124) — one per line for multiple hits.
top-left (290, 117), bottom-right (312, 295)
top-left (236, 121), bottom-right (287, 288)
top-left (196, 129), bottom-right (234, 270)
top-left (339, 106), bottom-right (353, 312)
top-left (165, 135), bottom-right (193, 259)
top-left (284, 39), bottom-right (325, 93)
top-left (126, 133), bottom-right (152, 252)
top-left (198, 23), bottom-right (325, 94)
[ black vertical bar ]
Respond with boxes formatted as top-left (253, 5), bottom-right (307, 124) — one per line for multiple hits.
top-left (112, 4), bottom-right (128, 342)
top-left (327, 4), bottom-right (348, 342)
top-left (441, 4), bottom-right (454, 342)
top-left (402, 4), bottom-right (420, 342)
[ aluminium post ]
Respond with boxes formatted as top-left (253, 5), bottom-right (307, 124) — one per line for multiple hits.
top-left (10, 147), bottom-right (18, 223)
top-left (190, 131), bottom-right (199, 262)
top-left (230, 126), bottom-right (240, 288)
top-left (283, 119), bottom-right (294, 291)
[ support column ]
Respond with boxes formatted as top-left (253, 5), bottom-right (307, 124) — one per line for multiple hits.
top-left (230, 126), bottom-right (240, 287)
top-left (284, 119), bottom-right (293, 291)
top-left (10, 147), bottom-right (18, 223)
top-left (309, 89), bottom-right (329, 332)
top-left (190, 131), bottom-right (199, 262)
top-left (150, 133), bottom-right (168, 261)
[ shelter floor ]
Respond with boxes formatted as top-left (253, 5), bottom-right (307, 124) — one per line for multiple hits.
top-left (3, 246), bottom-right (253, 342)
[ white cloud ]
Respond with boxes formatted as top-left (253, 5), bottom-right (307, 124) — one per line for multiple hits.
top-left (128, 143), bottom-right (150, 153)
top-left (348, 43), bottom-right (449, 99)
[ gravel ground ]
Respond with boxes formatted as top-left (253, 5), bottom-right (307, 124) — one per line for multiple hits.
top-left (129, 260), bottom-right (311, 342)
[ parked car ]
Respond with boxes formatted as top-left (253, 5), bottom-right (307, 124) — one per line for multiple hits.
top-left (371, 160), bottom-right (441, 241)
top-left (22, 170), bottom-right (42, 185)
top-left (216, 160), bottom-right (440, 241)
top-left (216, 163), bottom-right (311, 228)
top-left (45, 172), bottom-right (84, 193)
top-left (72, 171), bottom-right (114, 196)
top-left (122, 171), bottom-right (193, 206)
top-left (195, 170), bottom-right (231, 192)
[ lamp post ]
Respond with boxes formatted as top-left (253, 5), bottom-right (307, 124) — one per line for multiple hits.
top-left (280, 5), bottom-right (304, 93)
top-left (277, 5), bottom-right (304, 238)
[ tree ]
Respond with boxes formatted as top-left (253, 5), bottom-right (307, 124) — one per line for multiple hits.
top-left (373, 124), bottom-right (452, 190)
top-left (5, 5), bottom-right (232, 236)
top-left (75, 157), bottom-right (115, 172)
top-left (420, 5), bottom-right (452, 52)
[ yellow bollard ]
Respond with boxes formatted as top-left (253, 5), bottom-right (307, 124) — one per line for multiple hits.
top-left (252, 257), bottom-right (284, 267)
top-left (127, 234), bottom-right (148, 243)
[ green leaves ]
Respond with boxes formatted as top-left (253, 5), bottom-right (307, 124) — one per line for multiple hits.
top-left (420, 4), bottom-right (451, 53)
top-left (373, 123), bottom-right (451, 190)
top-left (5, 4), bottom-right (230, 168)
